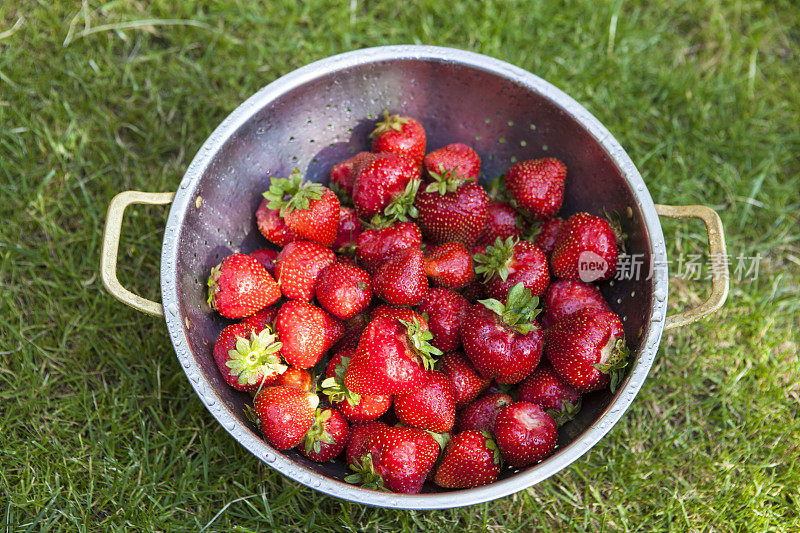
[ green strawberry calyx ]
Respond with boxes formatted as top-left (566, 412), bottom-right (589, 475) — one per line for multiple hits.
top-left (344, 454), bottom-right (388, 491)
top-left (473, 236), bottom-right (518, 282)
top-left (425, 165), bottom-right (466, 195)
top-left (545, 397), bottom-right (583, 427)
top-left (423, 429), bottom-right (451, 452)
top-left (320, 356), bottom-right (362, 407)
top-left (206, 263), bottom-right (222, 309)
top-left (399, 317), bottom-right (443, 371)
top-left (262, 168), bottom-right (327, 218)
top-left (478, 282), bottom-right (541, 335)
top-left (371, 178), bottom-right (420, 226)
top-left (302, 408), bottom-right (337, 455)
top-left (480, 430), bottom-right (503, 466)
top-left (594, 337), bottom-right (630, 393)
top-left (369, 109), bottom-right (409, 138)
top-left (225, 328), bottom-right (287, 387)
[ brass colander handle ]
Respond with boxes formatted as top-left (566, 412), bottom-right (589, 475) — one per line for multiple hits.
top-left (655, 204), bottom-right (729, 330)
top-left (100, 191), bottom-right (175, 317)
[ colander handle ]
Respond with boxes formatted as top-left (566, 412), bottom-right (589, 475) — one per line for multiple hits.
top-left (655, 204), bottom-right (729, 330)
top-left (101, 191), bottom-right (175, 317)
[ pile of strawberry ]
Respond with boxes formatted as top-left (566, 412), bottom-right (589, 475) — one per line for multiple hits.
top-left (205, 111), bottom-right (629, 494)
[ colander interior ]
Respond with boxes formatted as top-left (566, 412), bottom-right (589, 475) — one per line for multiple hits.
top-left (171, 55), bottom-right (655, 493)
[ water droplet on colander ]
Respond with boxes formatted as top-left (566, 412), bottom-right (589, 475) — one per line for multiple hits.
top-left (637, 183), bottom-right (644, 191)
top-left (167, 303), bottom-right (178, 316)
top-left (226, 420), bottom-right (236, 431)
top-left (265, 453), bottom-right (276, 463)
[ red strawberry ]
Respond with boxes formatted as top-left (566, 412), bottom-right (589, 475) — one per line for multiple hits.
top-left (315, 262), bottom-right (372, 320)
top-left (346, 426), bottom-right (438, 494)
top-left (275, 300), bottom-right (343, 369)
top-left (456, 392), bottom-right (513, 434)
top-left (423, 242), bottom-right (474, 289)
top-left (518, 362), bottom-right (581, 425)
top-left (546, 307), bottom-right (629, 392)
top-left (274, 366), bottom-right (313, 391)
top-left (332, 207), bottom-right (363, 253)
top-left (213, 322), bottom-right (286, 392)
top-left (440, 351), bottom-right (491, 409)
top-left (460, 283), bottom-right (544, 384)
top-left (250, 248), bottom-right (278, 278)
top-left (414, 176), bottom-right (488, 246)
top-left (321, 347), bottom-right (392, 423)
top-left (370, 110), bottom-right (426, 165)
top-left (346, 421), bottom-right (387, 467)
top-left (476, 200), bottom-right (524, 247)
top-left (423, 143), bottom-right (480, 183)
top-left (532, 217), bottom-right (565, 256)
top-left (541, 279), bottom-right (611, 328)
top-left (253, 386), bottom-right (319, 450)
top-left (415, 288), bottom-right (469, 352)
top-left (262, 169), bottom-right (340, 247)
top-left (372, 247), bottom-right (429, 306)
top-left (474, 237), bottom-right (549, 301)
top-left (505, 158), bottom-right (567, 220)
top-left (356, 221), bottom-right (422, 274)
top-left (371, 304), bottom-right (428, 327)
top-left (433, 430), bottom-right (501, 488)
top-left (207, 254), bottom-right (281, 318)
top-left (460, 278), bottom-right (488, 303)
top-left (300, 407), bottom-right (350, 463)
top-left (344, 315), bottom-right (442, 395)
top-left (241, 305), bottom-right (279, 331)
top-left (330, 152), bottom-right (374, 198)
top-left (550, 212), bottom-right (619, 282)
top-left (493, 402), bottom-right (557, 467)
top-left (352, 152), bottom-right (421, 222)
top-left (275, 240), bottom-right (335, 300)
top-left (255, 198), bottom-right (297, 247)
top-left (394, 371), bottom-right (456, 433)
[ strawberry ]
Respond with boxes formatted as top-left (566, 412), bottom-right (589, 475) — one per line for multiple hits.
top-left (476, 200), bottom-right (524, 247)
top-left (414, 174), bottom-right (488, 246)
top-left (344, 315), bottom-right (442, 395)
top-left (274, 240), bottom-right (335, 301)
top-left (356, 221), bottom-right (422, 274)
top-left (352, 152), bottom-right (421, 222)
top-left (518, 362), bottom-right (581, 426)
top-left (315, 262), bottom-right (372, 320)
top-left (330, 152), bottom-right (374, 199)
top-left (504, 158), bottom-right (567, 220)
top-left (253, 386), bottom-right (319, 450)
top-left (274, 366), bottom-right (313, 391)
top-left (423, 143), bottom-right (480, 183)
top-left (433, 430), bottom-right (501, 489)
top-left (275, 300), bottom-right (343, 369)
top-left (456, 392), bottom-right (513, 434)
top-left (474, 237), bottom-right (549, 301)
top-left (300, 407), bottom-right (350, 463)
top-left (250, 248), bottom-right (278, 278)
top-left (345, 426), bottom-right (439, 494)
top-left (207, 254), bottom-right (281, 318)
top-left (550, 212), bottom-right (619, 282)
top-left (493, 402), bottom-right (557, 467)
top-left (460, 282), bottom-right (544, 384)
top-left (545, 307), bottom-right (629, 392)
top-left (346, 421), bottom-right (387, 468)
top-left (213, 322), bottom-right (286, 392)
top-left (532, 217), bottom-right (564, 257)
top-left (541, 279), bottom-right (611, 329)
top-left (321, 347), bottom-right (392, 423)
top-left (415, 288), bottom-right (469, 352)
top-left (332, 206), bottom-right (363, 253)
top-left (369, 110), bottom-right (426, 165)
top-left (262, 169), bottom-right (340, 247)
top-left (255, 198), bottom-right (297, 247)
top-left (423, 242), bottom-right (474, 289)
top-left (394, 371), bottom-right (456, 433)
top-left (440, 351), bottom-right (491, 409)
top-left (241, 305), bottom-right (279, 331)
top-left (460, 278), bottom-right (488, 303)
top-left (371, 304), bottom-right (428, 327)
top-left (372, 247), bottom-right (429, 306)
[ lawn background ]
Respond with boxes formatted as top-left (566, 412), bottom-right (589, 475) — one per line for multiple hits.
top-left (1, 1), bottom-right (798, 531)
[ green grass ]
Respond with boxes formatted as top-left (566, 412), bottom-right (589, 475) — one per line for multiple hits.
top-left (1, 0), bottom-right (798, 530)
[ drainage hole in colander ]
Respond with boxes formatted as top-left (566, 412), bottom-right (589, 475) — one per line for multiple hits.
top-left (631, 291), bottom-right (636, 297)
top-left (508, 120), bottom-right (515, 126)
top-left (475, 135), bottom-right (482, 141)
top-left (498, 137), bottom-right (506, 144)
top-left (306, 119), bottom-right (312, 125)
top-left (520, 140), bottom-right (527, 147)
top-left (485, 118), bottom-right (491, 124)
top-left (349, 147), bottom-right (356, 153)
top-left (530, 124), bottom-right (536, 130)
top-left (511, 156), bottom-right (517, 163)
top-left (289, 136), bottom-right (295, 142)
top-left (542, 145), bottom-right (548, 151)
top-left (325, 103), bottom-right (331, 108)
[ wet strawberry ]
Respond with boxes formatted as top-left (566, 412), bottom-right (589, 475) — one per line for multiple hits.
top-left (433, 430), bottom-right (501, 488)
top-left (255, 198), bottom-right (297, 247)
top-left (394, 371), bottom-right (456, 433)
top-left (494, 402), bottom-right (557, 467)
top-left (372, 247), bottom-right (429, 306)
top-left (415, 175), bottom-right (488, 246)
top-left (416, 288), bottom-right (470, 352)
top-left (371, 304), bottom-right (428, 327)
top-left (423, 143), bottom-right (480, 183)
top-left (550, 212), bottom-right (619, 282)
top-left (275, 240), bottom-right (335, 301)
top-left (474, 237), bottom-right (549, 302)
top-left (330, 152), bottom-right (374, 199)
top-left (250, 248), bottom-right (279, 278)
top-left (440, 351), bottom-right (491, 409)
top-left (321, 347), bottom-right (392, 424)
top-left (207, 254), bottom-right (281, 318)
top-left (274, 366), bottom-right (313, 391)
top-left (518, 362), bottom-right (581, 426)
top-left (300, 407), bottom-right (350, 463)
top-left (370, 110), bottom-right (426, 165)
top-left (476, 199), bottom-right (524, 247)
top-left (332, 206), bottom-right (363, 253)
top-left (505, 158), bottom-right (567, 220)
top-left (456, 392), bottom-right (513, 434)
top-left (213, 322), bottom-right (286, 392)
top-left (356, 221), bottom-right (422, 274)
top-left (532, 217), bottom-right (565, 257)
top-left (253, 386), bottom-right (319, 450)
top-left (241, 306), bottom-right (279, 331)
top-left (423, 242), bottom-right (474, 289)
top-left (346, 421), bottom-right (387, 468)
top-left (276, 300), bottom-right (343, 369)
top-left (352, 152), bottom-right (421, 222)
top-left (315, 262), bottom-right (372, 320)
top-left (541, 279), bottom-right (611, 328)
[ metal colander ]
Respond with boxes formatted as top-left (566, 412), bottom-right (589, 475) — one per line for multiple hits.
top-left (101, 45), bottom-right (728, 509)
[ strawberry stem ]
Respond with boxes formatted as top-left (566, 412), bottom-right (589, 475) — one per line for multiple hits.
top-left (478, 282), bottom-right (541, 334)
top-left (399, 317), bottom-right (443, 371)
top-left (371, 178), bottom-right (420, 226)
top-left (369, 110), bottom-right (409, 138)
top-left (225, 328), bottom-right (286, 387)
top-left (473, 236), bottom-right (517, 282)
top-left (424, 165), bottom-right (465, 195)
top-left (320, 356), bottom-right (362, 406)
top-left (262, 168), bottom-right (326, 217)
